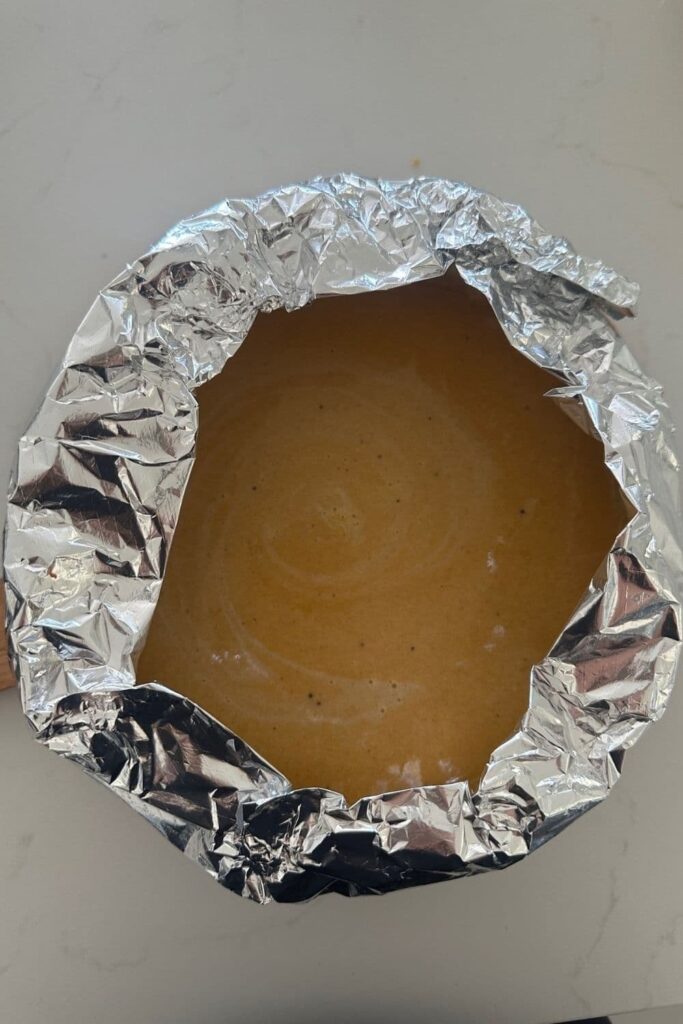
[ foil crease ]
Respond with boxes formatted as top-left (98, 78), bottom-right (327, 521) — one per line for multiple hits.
top-left (4, 174), bottom-right (682, 904)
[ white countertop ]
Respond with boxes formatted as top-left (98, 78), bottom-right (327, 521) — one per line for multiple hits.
top-left (2, 2), bottom-right (682, 1022)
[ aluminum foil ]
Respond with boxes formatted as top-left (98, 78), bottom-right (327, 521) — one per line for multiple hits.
top-left (5, 174), bottom-right (682, 904)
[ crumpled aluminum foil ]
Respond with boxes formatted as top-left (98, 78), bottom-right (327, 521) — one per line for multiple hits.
top-left (5, 174), bottom-right (682, 904)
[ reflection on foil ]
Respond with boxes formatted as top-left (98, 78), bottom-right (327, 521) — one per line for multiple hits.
top-left (4, 175), bottom-right (682, 903)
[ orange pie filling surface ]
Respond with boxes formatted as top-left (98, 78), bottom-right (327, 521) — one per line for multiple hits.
top-left (138, 276), bottom-right (626, 802)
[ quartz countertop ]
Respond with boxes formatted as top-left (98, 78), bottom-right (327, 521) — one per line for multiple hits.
top-left (1, 2), bottom-right (682, 1021)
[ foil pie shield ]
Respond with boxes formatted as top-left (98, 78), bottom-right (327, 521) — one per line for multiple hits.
top-left (4, 174), bottom-right (682, 904)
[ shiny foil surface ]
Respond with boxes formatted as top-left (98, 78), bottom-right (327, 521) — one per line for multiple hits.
top-left (4, 174), bottom-right (682, 903)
